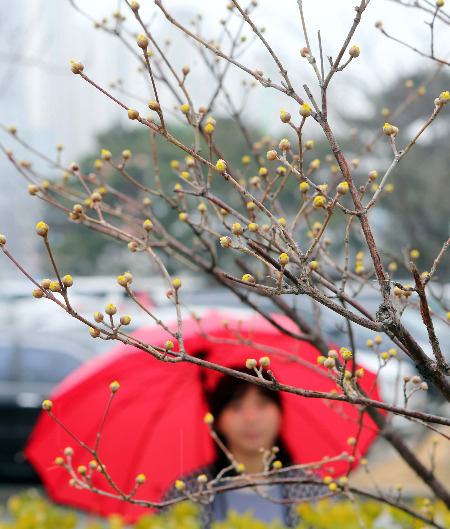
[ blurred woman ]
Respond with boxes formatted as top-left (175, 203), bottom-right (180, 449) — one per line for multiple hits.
top-left (164, 370), bottom-right (326, 527)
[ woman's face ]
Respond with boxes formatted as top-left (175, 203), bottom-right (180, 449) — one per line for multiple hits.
top-left (216, 385), bottom-right (282, 456)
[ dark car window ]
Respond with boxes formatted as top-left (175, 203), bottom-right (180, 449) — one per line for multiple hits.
top-left (18, 349), bottom-right (81, 383)
top-left (0, 347), bottom-right (15, 381)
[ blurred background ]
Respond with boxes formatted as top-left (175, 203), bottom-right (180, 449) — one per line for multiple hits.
top-left (0, 0), bottom-right (449, 524)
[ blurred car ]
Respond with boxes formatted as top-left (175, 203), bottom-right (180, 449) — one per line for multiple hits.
top-left (0, 332), bottom-right (110, 481)
top-left (0, 274), bottom-right (203, 481)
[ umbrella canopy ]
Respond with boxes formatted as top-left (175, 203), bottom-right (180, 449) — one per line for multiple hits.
top-left (26, 311), bottom-right (382, 522)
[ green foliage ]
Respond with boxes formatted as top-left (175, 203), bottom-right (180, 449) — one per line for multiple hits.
top-left (136, 502), bottom-right (200, 529)
top-left (0, 489), bottom-right (77, 529)
top-left (49, 118), bottom-right (263, 276)
top-left (297, 498), bottom-right (382, 528)
top-left (2, 491), bottom-right (449, 529)
top-left (212, 508), bottom-right (285, 529)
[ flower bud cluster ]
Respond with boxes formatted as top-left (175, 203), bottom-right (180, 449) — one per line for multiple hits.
top-left (383, 123), bottom-right (398, 137)
top-left (435, 90), bottom-right (449, 107)
top-left (232, 223), bottom-right (243, 235)
top-left (278, 138), bottom-right (291, 151)
top-left (220, 236), bottom-right (232, 248)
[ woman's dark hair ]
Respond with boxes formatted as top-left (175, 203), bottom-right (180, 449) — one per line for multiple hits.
top-left (205, 367), bottom-right (293, 474)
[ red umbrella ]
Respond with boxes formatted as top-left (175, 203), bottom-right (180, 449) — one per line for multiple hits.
top-left (26, 311), bottom-right (382, 522)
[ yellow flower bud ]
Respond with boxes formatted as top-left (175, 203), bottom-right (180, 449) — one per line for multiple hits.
top-left (70, 60), bottom-right (84, 74)
top-left (148, 100), bottom-right (160, 111)
top-left (220, 236), bottom-right (232, 248)
top-left (246, 358), bottom-right (257, 369)
top-left (310, 159), bottom-right (320, 171)
top-left (299, 182), bottom-right (309, 193)
top-left (128, 109), bottom-right (139, 120)
top-left (317, 356), bottom-right (326, 365)
top-left (236, 463), bottom-right (246, 473)
top-left (300, 102), bottom-right (311, 117)
top-left (340, 348), bottom-right (352, 361)
top-left (90, 327), bottom-right (100, 338)
top-left (143, 219), bottom-right (153, 231)
top-left (35, 221), bottom-right (49, 237)
top-left (105, 303), bottom-right (117, 315)
top-left (280, 110), bottom-right (291, 123)
top-left (216, 159), bottom-right (227, 174)
top-left (383, 123), bottom-right (398, 137)
top-left (204, 412), bottom-right (214, 425)
top-left (232, 223), bottom-right (243, 235)
top-left (337, 182), bottom-right (349, 195)
top-left (109, 381), bottom-right (120, 393)
top-left (120, 315), bottom-right (131, 326)
top-left (101, 149), bottom-right (112, 161)
top-left (279, 138), bottom-right (291, 150)
top-left (349, 45), bottom-right (360, 57)
top-left (42, 400), bottom-right (53, 411)
top-left (175, 480), bottom-right (186, 491)
top-left (324, 357), bottom-right (335, 369)
top-left (313, 196), bottom-right (326, 208)
top-left (278, 253), bottom-right (289, 265)
top-left (62, 275), bottom-right (73, 287)
top-left (137, 34), bottom-right (149, 48)
top-left (204, 123), bottom-right (214, 135)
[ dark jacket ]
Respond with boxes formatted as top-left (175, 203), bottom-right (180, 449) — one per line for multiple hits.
top-left (163, 464), bottom-right (329, 528)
